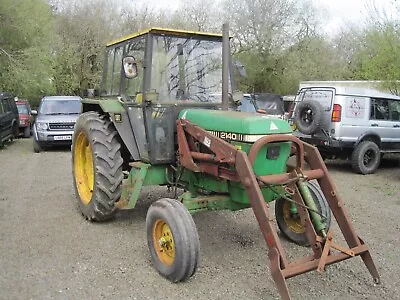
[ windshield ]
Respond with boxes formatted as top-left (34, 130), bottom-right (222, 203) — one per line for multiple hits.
top-left (151, 35), bottom-right (224, 103)
top-left (238, 96), bottom-right (256, 112)
top-left (39, 100), bottom-right (81, 115)
top-left (254, 94), bottom-right (285, 115)
top-left (17, 104), bottom-right (29, 114)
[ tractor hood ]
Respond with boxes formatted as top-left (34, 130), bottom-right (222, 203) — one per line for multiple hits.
top-left (179, 109), bottom-right (292, 135)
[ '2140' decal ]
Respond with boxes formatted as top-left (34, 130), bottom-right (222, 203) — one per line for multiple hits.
top-left (207, 131), bottom-right (244, 141)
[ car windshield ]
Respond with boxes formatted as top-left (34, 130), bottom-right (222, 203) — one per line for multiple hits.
top-left (17, 104), bottom-right (29, 114)
top-left (238, 96), bottom-right (256, 112)
top-left (39, 100), bottom-right (81, 115)
top-left (254, 94), bottom-right (285, 115)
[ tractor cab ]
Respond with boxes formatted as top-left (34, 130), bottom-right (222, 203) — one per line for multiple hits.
top-left (99, 28), bottom-right (230, 164)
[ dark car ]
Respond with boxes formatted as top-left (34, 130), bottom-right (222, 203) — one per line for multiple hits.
top-left (33, 96), bottom-right (82, 152)
top-left (15, 99), bottom-right (34, 138)
top-left (0, 92), bottom-right (19, 147)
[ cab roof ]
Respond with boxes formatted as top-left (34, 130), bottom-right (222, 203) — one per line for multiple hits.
top-left (107, 27), bottom-right (224, 47)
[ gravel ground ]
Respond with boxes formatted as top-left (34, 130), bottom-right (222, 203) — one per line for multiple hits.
top-left (0, 138), bottom-right (399, 300)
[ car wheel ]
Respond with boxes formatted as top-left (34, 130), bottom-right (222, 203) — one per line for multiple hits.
top-left (293, 100), bottom-right (324, 135)
top-left (23, 126), bottom-right (30, 138)
top-left (275, 181), bottom-right (332, 246)
top-left (146, 198), bottom-right (200, 282)
top-left (72, 112), bottom-right (123, 221)
top-left (351, 141), bottom-right (380, 175)
top-left (12, 123), bottom-right (19, 139)
top-left (33, 138), bottom-right (42, 153)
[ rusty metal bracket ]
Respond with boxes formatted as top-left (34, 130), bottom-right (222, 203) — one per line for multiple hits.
top-left (176, 119), bottom-right (380, 299)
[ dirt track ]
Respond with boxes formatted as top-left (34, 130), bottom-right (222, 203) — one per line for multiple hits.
top-left (0, 138), bottom-right (399, 300)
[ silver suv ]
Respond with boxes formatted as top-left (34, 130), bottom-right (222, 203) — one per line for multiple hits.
top-left (290, 86), bottom-right (400, 174)
top-left (33, 96), bottom-right (81, 152)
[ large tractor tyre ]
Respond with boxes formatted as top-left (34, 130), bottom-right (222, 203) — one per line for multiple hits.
top-left (23, 126), bottom-right (30, 138)
top-left (293, 100), bottom-right (324, 135)
top-left (33, 138), bottom-right (42, 153)
top-left (351, 141), bottom-right (381, 175)
top-left (146, 198), bottom-right (200, 282)
top-left (72, 112), bottom-right (123, 221)
top-left (275, 181), bottom-right (332, 246)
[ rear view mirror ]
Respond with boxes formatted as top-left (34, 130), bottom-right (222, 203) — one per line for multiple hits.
top-left (123, 56), bottom-right (138, 79)
top-left (31, 110), bottom-right (37, 115)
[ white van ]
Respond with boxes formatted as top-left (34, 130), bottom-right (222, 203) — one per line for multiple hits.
top-left (290, 85), bottom-right (400, 174)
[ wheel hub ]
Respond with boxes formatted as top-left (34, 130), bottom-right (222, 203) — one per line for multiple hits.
top-left (153, 220), bottom-right (175, 265)
top-left (283, 200), bottom-right (305, 234)
top-left (73, 131), bottom-right (94, 205)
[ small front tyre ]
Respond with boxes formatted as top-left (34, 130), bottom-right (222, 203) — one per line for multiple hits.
top-left (146, 198), bottom-right (200, 282)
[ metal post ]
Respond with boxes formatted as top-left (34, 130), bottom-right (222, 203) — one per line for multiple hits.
top-left (222, 23), bottom-right (230, 110)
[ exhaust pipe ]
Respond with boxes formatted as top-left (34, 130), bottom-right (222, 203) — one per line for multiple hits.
top-left (222, 23), bottom-right (230, 110)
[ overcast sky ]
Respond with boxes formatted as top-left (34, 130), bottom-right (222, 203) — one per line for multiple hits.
top-left (137, 0), bottom-right (395, 35)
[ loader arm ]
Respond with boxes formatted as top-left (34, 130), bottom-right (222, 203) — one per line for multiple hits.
top-left (177, 118), bottom-right (380, 300)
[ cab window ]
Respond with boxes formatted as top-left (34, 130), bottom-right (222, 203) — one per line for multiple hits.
top-left (122, 37), bottom-right (145, 99)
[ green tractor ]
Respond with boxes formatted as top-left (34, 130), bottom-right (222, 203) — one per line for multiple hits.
top-left (72, 25), bottom-right (379, 299)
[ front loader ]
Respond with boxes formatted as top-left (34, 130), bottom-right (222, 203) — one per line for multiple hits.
top-left (71, 24), bottom-right (380, 299)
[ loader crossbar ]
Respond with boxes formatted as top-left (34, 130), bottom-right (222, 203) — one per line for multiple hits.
top-left (177, 119), bottom-right (380, 300)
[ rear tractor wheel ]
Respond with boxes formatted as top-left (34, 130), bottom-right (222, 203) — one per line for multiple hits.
top-left (146, 198), bottom-right (200, 282)
top-left (275, 181), bottom-right (332, 246)
top-left (72, 112), bottom-right (123, 221)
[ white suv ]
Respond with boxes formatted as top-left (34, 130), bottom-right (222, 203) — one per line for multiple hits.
top-left (290, 85), bottom-right (400, 174)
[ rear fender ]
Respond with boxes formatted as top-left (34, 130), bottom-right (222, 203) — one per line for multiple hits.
top-left (355, 132), bottom-right (381, 148)
top-left (81, 98), bottom-right (140, 161)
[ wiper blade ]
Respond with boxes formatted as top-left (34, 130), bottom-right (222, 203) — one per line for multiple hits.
top-left (45, 113), bottom-right (65, 115)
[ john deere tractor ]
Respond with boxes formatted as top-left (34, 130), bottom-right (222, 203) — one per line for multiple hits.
top-left (72, 25), bottom-right (379, 299)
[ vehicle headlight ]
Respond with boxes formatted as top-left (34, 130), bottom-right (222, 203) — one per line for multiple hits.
top-left (36, 122), bottom-right (48, 131)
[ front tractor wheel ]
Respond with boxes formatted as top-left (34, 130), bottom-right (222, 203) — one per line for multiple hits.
top-left (275, 181), bottom-right (332, 246)
top-left (72, 112), bottom-right (123, 221)
top-left (146, 198), bottom-right (200, 282)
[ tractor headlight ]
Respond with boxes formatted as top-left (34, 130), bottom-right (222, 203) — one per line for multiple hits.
top-left (36, 122), bottom-right (48, 131)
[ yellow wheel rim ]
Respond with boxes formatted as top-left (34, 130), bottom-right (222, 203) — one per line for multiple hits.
top-left (152, 219), bottom-right (175, 266)
top-left (282, 200), bottom-right (305, 234)
top-left (74, 131), bottom-right (94, 205)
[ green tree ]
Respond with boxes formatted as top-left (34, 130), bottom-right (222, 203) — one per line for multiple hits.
top-left (0, 0), bottom-right (55, 106)
top-left (356, 24), bottom-right (400, 95)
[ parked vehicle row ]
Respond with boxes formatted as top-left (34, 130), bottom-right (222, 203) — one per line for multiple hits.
top-left (4, 86), bottom-right (399, 175)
